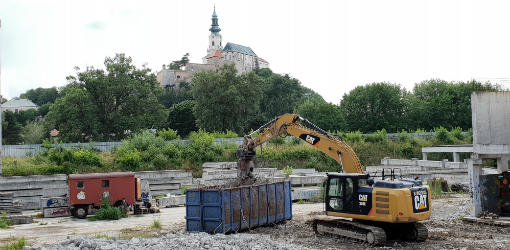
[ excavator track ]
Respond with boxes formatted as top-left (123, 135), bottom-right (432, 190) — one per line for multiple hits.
top-left (399, 222), bottom-right (428, 242)
top-left (313, 219), bottom-right (387, 246)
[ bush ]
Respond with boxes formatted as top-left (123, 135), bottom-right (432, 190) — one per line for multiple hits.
top-left (450, 127), bottom-right (464, 140)
top-left (342, 131), bottom-right (363, 142)
top-left (434, 127), bottom-right (453, 144)
top-left (270, 136), bottom-right (285, 145)
top-left (95, 196), bottom-right (126, 220)
top-left (397, 130), bottom-right (411, 142)
top-left (212, 130), bottom-right (239, 138)
top-left (152, 154), bottom-right (169, 169)
top-left (158, 128), bottom-right (180, 141)
top-left (128, 130), bottom-right (165, 151)
top-left (0, 237), bottom-right (25, 250)
top-left (283, 165), bottom-right (293, 175)
top-left (116, 148), bottom-right (141, 170)
top-left (189, 129), bottom-right (215, 148)
top-left (364, 129), bottom-right (387, 143)
top-left (0, 212), bottom-right (12, 229)
top-left (73, 149), bottom-right (103, 166)
top-left (161, 143), bottom-right (182, 158)
top-left (48, 145), bottom-right (75, 165)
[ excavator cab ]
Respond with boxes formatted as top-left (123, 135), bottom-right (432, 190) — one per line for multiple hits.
top-left (326, 173), bottom-right (371, 215)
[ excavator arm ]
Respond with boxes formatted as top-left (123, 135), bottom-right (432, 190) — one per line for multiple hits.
top-left (236, 114), bottom-right (364, 178)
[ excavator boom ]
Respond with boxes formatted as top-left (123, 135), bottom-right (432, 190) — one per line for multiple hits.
top-left (236, 114), bottom-right (363, 178)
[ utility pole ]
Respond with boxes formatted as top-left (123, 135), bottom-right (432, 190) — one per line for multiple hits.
top-left (305, 93), bottom-right (311, 102)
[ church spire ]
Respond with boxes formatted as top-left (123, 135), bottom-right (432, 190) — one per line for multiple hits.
top-left (209, 6), bottom-right (221, 35)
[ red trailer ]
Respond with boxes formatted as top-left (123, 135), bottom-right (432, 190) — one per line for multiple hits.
top-left (69, 172), bottom-right (141, 219)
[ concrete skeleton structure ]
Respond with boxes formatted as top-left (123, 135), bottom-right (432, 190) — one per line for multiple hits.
top-left (1, 19), bottom-right (3, 176)
top-left (422, 145), bottom-right (474, 162)
top-left (468, 92), bottom-right (510, 216)
top-left (157, 7), bottom-right (270, 89)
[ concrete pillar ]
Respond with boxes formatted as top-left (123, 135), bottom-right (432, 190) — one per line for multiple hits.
top-left (453, 152), bottom-right (460, 162)
top-left (0, 20), bottom-right (2, 177)
top-left (467, 159), bottom-right (483, 217)
top-left (497, 155), bottom-right (510, 173)
top-left (422, 153), bottom-right (427, 161)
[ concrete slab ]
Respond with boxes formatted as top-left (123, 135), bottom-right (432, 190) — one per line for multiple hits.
top-left (149, 184), bottom-right (181, 191)
top-left (135, 170), bottom-right (192, 179)
top-left (40, 197), bottom-right (69, 208)
top-left (289, 175), bottom-right (326, 186)
top-left (0, 181), bottom-right (68, 191)
top-left (43, 207), bottom-right (71, 218)
top-left (0, 174), bottom-right (67, 184)
top-left (291, 187), bottom-right (321, 201)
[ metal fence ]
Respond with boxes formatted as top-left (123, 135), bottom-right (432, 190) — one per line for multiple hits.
top-left (1, 132), bottom-right (465, 157)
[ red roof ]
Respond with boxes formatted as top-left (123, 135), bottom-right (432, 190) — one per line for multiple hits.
top-left (207, 50), bottom-right (224, 58)
top-left (50, 129), bottom-right (59, 137)
top-left (258, 57), bottom-right (268, 63)
top-left (69, 172), bottom-right (135, 180)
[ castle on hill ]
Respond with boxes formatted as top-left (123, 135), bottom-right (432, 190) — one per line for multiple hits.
top-left (157, 7), bottom-right (270, 89)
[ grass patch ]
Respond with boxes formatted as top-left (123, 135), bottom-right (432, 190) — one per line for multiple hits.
top-left (119, 229), bottom-right (152, 240)
top-left (39, 221), bottom-right (48, 225)
top-left (296, 199), bottom-right (305, 204)
top-left (0, 212), bottom-right (12, 229)
top-left (181, 185), bottom-right (192, 195)
top-left (135, 215), bottom-right (144, 217)
top-left (0, 237), bottom-right (25, 250)
top-left (148, 216), bottom-right (162, 229)
top-left (94, 233), bottom-right (112, 240)
top-left (87, 217), bottom-right (98, 222)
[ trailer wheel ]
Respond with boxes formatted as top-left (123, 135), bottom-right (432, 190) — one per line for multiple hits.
top-left (74, 206), bottom-right (88, 219)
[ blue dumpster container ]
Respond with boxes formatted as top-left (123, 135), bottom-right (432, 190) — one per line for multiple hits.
top-left (186, 180), bottom-right (293, 233)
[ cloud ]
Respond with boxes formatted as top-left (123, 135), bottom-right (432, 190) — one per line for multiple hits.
top-left (86, 21), bottom-right (106, 30)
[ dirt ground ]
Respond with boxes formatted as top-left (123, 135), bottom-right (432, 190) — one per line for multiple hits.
top-left (2, 194), bottom-right (510, 249)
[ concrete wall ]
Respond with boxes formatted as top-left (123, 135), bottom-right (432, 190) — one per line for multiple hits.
top-left (0, 170), bottom-right (192, 210)
top-left (472, 92), bottom-right (510, 152)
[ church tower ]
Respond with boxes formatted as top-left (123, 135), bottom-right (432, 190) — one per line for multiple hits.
top-left (207, 6), bottom-right (223, 55)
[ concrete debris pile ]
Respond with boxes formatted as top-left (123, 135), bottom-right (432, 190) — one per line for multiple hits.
top-left (0, 192), bottom-right (22, 215)
top-left (477, 212), bottom-right (501, 219)
top-left (430, 200), bottom-right (470, 222)
top-left (22, 232), bottom-right (315, 250)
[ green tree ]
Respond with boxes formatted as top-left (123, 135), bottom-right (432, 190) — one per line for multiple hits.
top-left (36, 102), bottom-right (52, 117)
top-left (157, 88), bottom-right (193, 109)
top-left (46, 54), bottom-right (168, 142)
top-left (413, 79), bottom-right (474, 130)
top-left (2, 111), bottom-right (23, 145)
top-left (167, 100), bottom-right (198, 137)
top-left (259, 74), bottom-right (305, 120)
top-left (294, 101), bottom-right (347, 132)
top-left (19, 87), bottom-right (60, 106)
top-left (13, 109), bottom-right (38, 126)
top-left (301, 87), bottom-right (326, 103)
top-left (192, 63), bottom-right (263, 134)
top-left (168, 53), bottom-right (190, 70)
top-left (21, 121), bottom-right (46, 144)
top-left (340, 82), bottom-right (408, 133)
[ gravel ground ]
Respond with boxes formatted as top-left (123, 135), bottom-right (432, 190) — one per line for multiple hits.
top-left (8, 194), bottom-right (510, 250)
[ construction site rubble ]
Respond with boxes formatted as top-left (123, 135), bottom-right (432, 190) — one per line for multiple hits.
top-left (22, 231), bottom-right (314, 250)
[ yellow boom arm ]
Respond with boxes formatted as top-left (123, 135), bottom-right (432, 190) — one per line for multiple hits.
top-left (236, 114), bottom-right (364, 176)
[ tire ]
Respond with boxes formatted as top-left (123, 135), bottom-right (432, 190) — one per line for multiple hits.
top-left (74, 206), bottom-right (88, 219)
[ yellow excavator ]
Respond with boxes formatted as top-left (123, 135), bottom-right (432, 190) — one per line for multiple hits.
top-left (236, 114), bottom-right (431, 245)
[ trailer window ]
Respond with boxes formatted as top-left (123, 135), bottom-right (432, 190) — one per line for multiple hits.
top-left (102, 180), bottom-right (109, 188)
top-left (77, 181), bottom-right (85, 189)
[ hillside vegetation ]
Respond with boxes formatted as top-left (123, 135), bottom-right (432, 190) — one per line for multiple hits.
top-left (2, 128), bottom-right (474, 177)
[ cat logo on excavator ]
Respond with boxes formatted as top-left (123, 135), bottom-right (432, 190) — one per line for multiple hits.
top-left (414, 190), bottom-right (428, 210)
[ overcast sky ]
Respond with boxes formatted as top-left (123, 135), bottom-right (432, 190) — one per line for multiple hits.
top-left (1, 0), bottom-right (510, 104)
